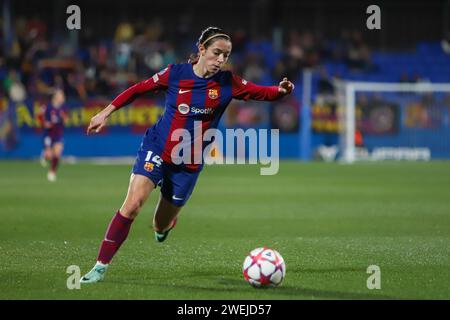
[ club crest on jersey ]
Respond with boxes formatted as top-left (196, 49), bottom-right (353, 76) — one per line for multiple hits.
top-left (178, 103), bottom-right (190, 115)
top-left (144, 162), bottom-right (154, 172)
top-left (208, 89), bottom-right (219, 100)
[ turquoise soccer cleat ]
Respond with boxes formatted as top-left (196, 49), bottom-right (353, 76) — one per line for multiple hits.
top-left (155, 218), bottom-right (177, 243)
top-left (155, 229), bottom-right (171, 242)
top-left (80, 262), bottom-right (108, 284)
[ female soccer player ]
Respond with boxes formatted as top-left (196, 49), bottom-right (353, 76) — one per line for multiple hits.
top-left (38, 89), bottom-right (67, 182)
top-left (80, 27), bottom-right (294, 283)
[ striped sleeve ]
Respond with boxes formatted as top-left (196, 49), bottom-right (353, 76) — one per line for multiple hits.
top-left (231, 73), bottom-right (281, 101)
top-left (111, 65), bottom-right (171, 109)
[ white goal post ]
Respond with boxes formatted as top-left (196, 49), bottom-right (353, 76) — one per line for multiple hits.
top-left (335, 81), bottom-right (450, 163)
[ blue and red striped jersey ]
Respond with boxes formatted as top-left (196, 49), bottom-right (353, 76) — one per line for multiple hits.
top-left (112, 63), bottom-right (283, 170)
top-left (38, 103), bottom-right (67, 138)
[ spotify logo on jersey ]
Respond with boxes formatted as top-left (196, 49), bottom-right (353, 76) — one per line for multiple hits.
top-left (178, 103), bottom-right (190, 114)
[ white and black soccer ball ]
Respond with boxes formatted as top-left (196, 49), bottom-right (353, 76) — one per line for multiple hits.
top-left (242, 247), bottom-right (286, 288)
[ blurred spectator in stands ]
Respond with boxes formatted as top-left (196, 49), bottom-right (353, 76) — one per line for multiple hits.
top-left (231, 28), bottom-right (248, 55)
top-left (246, 32), bottom-right (276, 70)
top-left (3, 69), bottom-right (27, 103)
top-left (284, 30), bottom-right (321, 81)
top-left (286, 30), bottom-right (304, 64)
top-left (66, 63), bottom-right (87, 100)
top-left (229, 28), bottom-right (248, 74)
top-left (299, 31), bottom-right (320, 67)
top-left (243, 53), bottom-right (264, 83)
top-left (272, 60), bottom-right (287, 83)
top-left (114, 42), bottom-right (132, 70)
top-left (8, 12), bottom-right (446, 107)
top-left (317, 68), bottom-right (334, 95)
top-left (0, 57), bottom-right (6, 97)
top-left (114, 21), bottom-right (135, 43)
top-left (412, 73), bottom-right (431, 84)
top-left (315, 68), bottom-right (338, 106)
top-left (346, 31), bottom-right (376, 73)
top-left (96, 66), bottom-right (114, 97)
top-left (330, 29), bottom-right (351, 62)
top-left (400, 72), bottom-right (412, 83)
top-left (441, 32), bottom-right (450, 54)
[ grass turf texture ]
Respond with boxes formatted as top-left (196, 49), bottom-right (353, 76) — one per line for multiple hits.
top-left (0, 160), bottom-right (449, 299)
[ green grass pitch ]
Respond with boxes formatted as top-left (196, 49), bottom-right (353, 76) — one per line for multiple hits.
top-left (0, 160), bottom-right (449, 299)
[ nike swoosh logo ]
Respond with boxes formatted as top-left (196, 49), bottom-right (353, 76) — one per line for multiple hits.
top-left (172, 195), bottom-right (184, 201)
top-left (179, 89), bottom-right (191, 94)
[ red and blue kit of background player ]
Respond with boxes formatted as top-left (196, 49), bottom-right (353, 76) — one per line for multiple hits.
top-left (40, 103), bottom-right (67, 147)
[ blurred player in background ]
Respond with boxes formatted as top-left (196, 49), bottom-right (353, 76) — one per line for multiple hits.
top-left (80, 27), bottom-right (294, 283)
top-left (38, 89), bottom-right (68, 182)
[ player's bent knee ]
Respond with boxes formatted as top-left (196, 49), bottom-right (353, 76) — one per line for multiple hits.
top-left (121, 199), bottom-right (144, 219)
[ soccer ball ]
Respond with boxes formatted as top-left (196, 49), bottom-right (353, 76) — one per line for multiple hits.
top-left (242, 247), bottom-right (286, 288)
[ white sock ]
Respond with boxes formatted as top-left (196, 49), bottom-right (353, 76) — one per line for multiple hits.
top-left (95, 261), bottom-right (109, 269)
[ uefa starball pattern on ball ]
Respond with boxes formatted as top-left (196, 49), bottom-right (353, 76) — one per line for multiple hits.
top-left (242, 247), bottom-right (286, 288)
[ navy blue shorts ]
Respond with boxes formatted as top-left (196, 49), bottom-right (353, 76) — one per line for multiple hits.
top-left (43, 135), bottom-right (63, 148)
top-left (132, 130), bottom-right (200, 207)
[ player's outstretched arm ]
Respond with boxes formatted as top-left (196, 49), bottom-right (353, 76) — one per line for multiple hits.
top-left (232, 74), bottom-right (295, 101)
top-left (86, 104), bottom-right (116, 135)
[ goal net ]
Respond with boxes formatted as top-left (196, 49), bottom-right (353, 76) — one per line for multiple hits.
top-left (336, 81), bottom-right (450, 163)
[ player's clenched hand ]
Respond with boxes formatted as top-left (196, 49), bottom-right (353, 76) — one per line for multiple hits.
top-left (87, 105), bottom-right (116, 135)
top-left (278, 77), bottom-right (295, 95)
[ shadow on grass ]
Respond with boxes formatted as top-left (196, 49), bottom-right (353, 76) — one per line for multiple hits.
top-left (131, 281), bottom-right (397, 300)
top-left (214, 278), bottom-right (397, 300)
top-left (108, 266), bottom-right (398, 299)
